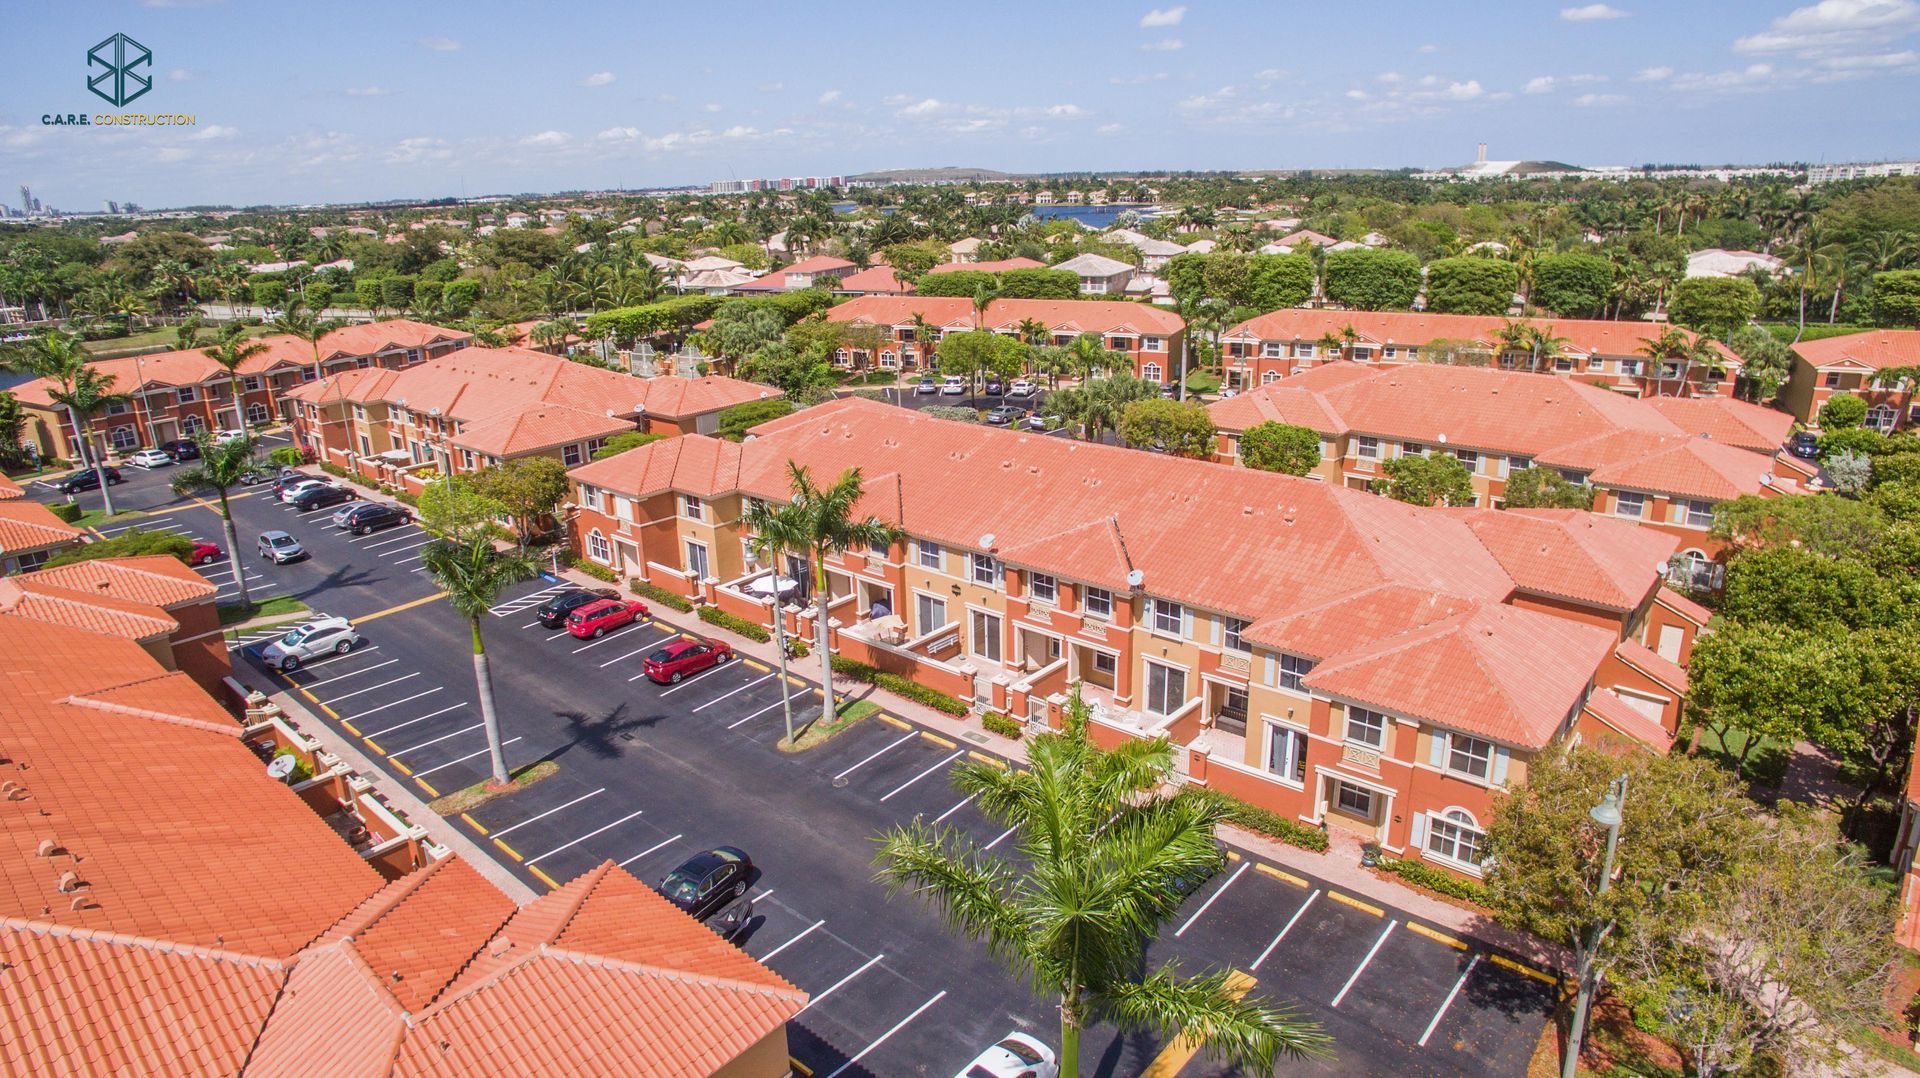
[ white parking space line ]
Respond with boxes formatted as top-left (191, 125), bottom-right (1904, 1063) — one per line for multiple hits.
top-left (1331, 920), bottom-right (1397, 1007)
top-left (305, 657), bottom-right (399, 687)
top-left (796, 953), bottom-right (885, 1016)
top-left (598, 634), bottom-right (672, 668)
top-left (100, 516), bottom-right (174, 533)
top-left (826, 992), bottom-right (948, 1078)
top-left (412, 736), bottom-right (522, 779)
top-left (362, 702), bottom-right (466, 740)
top-left (1251, 890), bottom-right (1321, 972)
top-left (322, 671), bottom-right (421, 705)
top-left (727, 688), bottom-right (811, 729)
top-left (879, 750), bottom-right (965, 802)
top-left (760, 919), bottom-right (824, 961)
top-left (831, 731), bottom-right (917, 782)
top-left (617, 833), bottom-right (684, 868)
top-left (983, 824), bottom-right (1019, 851)
top-left (386, 721), bottom-right (484, 760)
top-left (525, 808), bottom-right (647, 866)
top-left (1418, 954), bottom-right (1482, 1047)
top-left (488, 584), bottom-right (575, 616)
top-left (352, 527), bottom-right (420, 544)
top-left (656, 663), bottom-right (730, 694)
top-left (1175, 861), bottom-right (1250, 938)
top-left (491, 789), bottom-right (606, 839)
top-left (689, 671), bottom-right (776, 711)
top-left (282, 644), bottom-right (379, 670)
top-left (348, 686), bottom-right (442, 720)
top-left (932, 792), bottom-right (978, 823)
top-left (378, 539), bottom-right (433, 558)
top-left (570, 623), bottom-right (650, 653)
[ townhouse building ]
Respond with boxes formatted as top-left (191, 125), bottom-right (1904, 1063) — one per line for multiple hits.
top-left (1051, 253), bottom-right (1136, 295)
top-left (6, 552), bottom-right (230, 694)
top-left (732, 254), bottom-right (857, 293)
top-left (563, 397), bottom-right (1706, 881)
top-left (834, 264), bottom-right (914, 296)
top-left (13, 319), bottom-right (471, 462)
top-left (1217, 309), bottom-right (1741, 399)
top-left (824, 294), bottom-right (1188, 383)
top-left (0, 498), bottom-right (84, 573)
top-left (282, 345), bottom-right (779, 494)
top-left (1779, 329), bottom-right (1920, 431)
top-left (1208, 363), bottom-right (1801, 574)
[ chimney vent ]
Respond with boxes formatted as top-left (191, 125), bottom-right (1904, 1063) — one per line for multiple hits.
top-left (56, 871), bottom-right (80, 893)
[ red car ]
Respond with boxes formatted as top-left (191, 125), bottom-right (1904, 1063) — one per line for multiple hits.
top-left (190, 541), bottom-right (222, 566)
top-left (565, 598), bottom-right (649, 639)
top-left (642, 638), bottom-right (733, 683)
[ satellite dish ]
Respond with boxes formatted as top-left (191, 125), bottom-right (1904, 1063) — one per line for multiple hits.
top-left (266, 756), bottom-right (297, 781)
top-left (979, 533), bottom-right (996, 549)
top-left (1126, 568), bottom-right (1145, 589)
top-left (1437, 433), bottom-right (1448, 444)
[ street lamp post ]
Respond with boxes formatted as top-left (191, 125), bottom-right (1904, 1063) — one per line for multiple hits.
top-left (1563, 774), bottom-right (1628, 1078)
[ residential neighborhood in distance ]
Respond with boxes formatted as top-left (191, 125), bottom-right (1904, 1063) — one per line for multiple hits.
top-left (6, 2), bottom-right (1920, 1076)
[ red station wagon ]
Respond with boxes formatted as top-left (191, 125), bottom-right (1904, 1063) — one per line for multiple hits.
top-left (564, 598), bottom-right (649, 639)
top-left (642, 638), bottom-right (733, 683)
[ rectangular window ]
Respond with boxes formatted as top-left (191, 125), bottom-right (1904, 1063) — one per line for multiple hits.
top-left (1092, 651), bottom-right (1117, 676)
top-left (304, 367), bottom-right (319, 380)
top-left (970, 552), bottom-right (998, 586)
top-left (1683, 499), bottom-right (1713, 528)
top-left (1404, 346), bottom-right (1419, 360)
top-left (1345, 707), bottom-right (1386, 749)
top-left (916, 593), bottom-right (947, 634)
top-left (1426, 815), bottom-right (1486, 866)
top-left (1295, 343), bottom-right (1315, 359)
top-left (1336, 782), bottom-right (1374, 817)
top-left (684, 540), bottom-right (710, 580)
top-left (917, 539), bottom-right (942, 570)
top-left (681, 495), bottom-right (704, 521)
top-left (459, 448), bottom-right (475, 470)
top-left (1824, 372), bottom-right (1842, 388)
top-left (1350, 347), bottom-right (1373, 363)
top-left (243, 375), bottom-right (262, 391)
top-left (1447, 734), bottom-right (1494, 780)
top-left (1356, 436), bottom-right (1380, 460)
top-left (1223, 616), bottom-right (1249, 653)
top-left (358, 435), bottom-right (372, 457)
top-left (1509, 455), bottom-right (1532, 473)
top-left (1261, 342), bottom-right (1284, 358)
top-left (1265, 725), bottom-right (1307, 783)
top-left (1144, 661), bottom-right (1186, 716)
top-left (1453, 449), bottom-right (1479, 473)
top-left (1029, 572), bottom-right (1057, 604)
top-left (176, 386), bottom-right (197, 403)
top-left (971, 609), bottom-right (1003, 663)
top-left (1151, 598), bottom-right (1184, 636)
top-left (1143, 336), bottom-right (1165, 352)
top-left (562, 444), bottom-right (582, 466)
top-left (353, 404), bottom-right (367, 420)
top-left (1083, 586), bottom-right (1113, 619)
top-left (1401, 442), bottom-right (1425, 458)
top-left (1615, 491), bottom-right (1646, 519)
top-left (1278, 653), bottom-right (1314, 692)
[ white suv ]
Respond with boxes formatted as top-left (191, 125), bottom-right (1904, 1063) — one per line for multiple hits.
top-left (940, 376), bottom-right (965, 395)
top-left (257, 616), bottom-right (362, 672)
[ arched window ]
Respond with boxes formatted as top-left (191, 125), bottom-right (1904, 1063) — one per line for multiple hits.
top-left (110, 426), bottom-right (138, 449)
top-left (586, 529), bottom-right (610, 564)
top-left (247, 402), bottom-right (270, 424)
top-left (180, 414), bottom-right (204, 434)
top-left (880, 350), bottom-right (896, 369)
top-left (1425, 808), bottom-right (1486, 866)
top-left (1261, 370), bottom-right (1280, 384)
top-left (1677, 549), bottom-right (1712, 589)
top-left (1867, 404), bottom-right (1898, 433)
top-left (1141, 362), bottom-right (1163, 384)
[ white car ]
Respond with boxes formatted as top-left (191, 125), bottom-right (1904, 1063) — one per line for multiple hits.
top-left (279, 478), bottom-right (329, 504)
top-left (940, 375), bottom-right (966, 395)
top-left (256, 615), bottom-right (362, 672)
top-left (213, 428), bottom-right (248, 445)
top-left (126, 448), bottom-right (174, 469)
top-left (1008, 379), bottom-right (1037, 398)
top-left (954, 1033), bottom-right (1057, 1078)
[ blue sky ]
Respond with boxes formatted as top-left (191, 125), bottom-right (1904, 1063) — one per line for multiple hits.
top-left (5, 0), bottom-right (1919, 210)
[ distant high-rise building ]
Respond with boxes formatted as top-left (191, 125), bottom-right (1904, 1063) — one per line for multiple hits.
top-left (103, 200), bottom-right (119, 214)
top-left (19, 186), bottom-right (33, 216)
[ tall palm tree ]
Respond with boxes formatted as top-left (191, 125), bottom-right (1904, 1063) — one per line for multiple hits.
top-left (741, 496), bottom-right (810, 744)
top-left (1066, 333), bottom-right (1109, 383)
top-left (782, 463), bottom-right (901, 729)
top-left (909, 313), bottom-right (940, 370)
top-left (272, 297), bottom-right (347, 385)
top-left (875, 690), bottom-right (1330, 1076)
top-left (971, 281), bottom-right (1001, 330)
top-left (1525, 325), bottom-right (1570, 374)
top-left (48, 365), bottom-right (130, 517)
top-left (203, 326), bottom-right (270, 436)
top-left (5, 331), bottom-right (118, 513)
top-left (170, 434), bottom-right (258, 606)
top-left (1637, 327), bottom-right (1692, 397)
top-left (420, 535), bottom-right (538, 786)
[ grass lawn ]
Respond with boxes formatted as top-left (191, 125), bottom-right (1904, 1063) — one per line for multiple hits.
top-left (777, 697), bottom-right (880, 753)
top-left (223, 616), bottom-right (309, 642)
top-left (217, 595), bottom-right (310, 626)
top-left (428, 760), bottom-right (559, 815)
top-left (1687, 723), bottom-right (1792, 790)
top-left (82, 322), bottom-right (278, 358)
top-left (70, 507), bottom-right (149, 531)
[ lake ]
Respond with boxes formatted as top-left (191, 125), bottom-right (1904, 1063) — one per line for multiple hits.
top-left (1029, 204), bottom-right (1159, 230)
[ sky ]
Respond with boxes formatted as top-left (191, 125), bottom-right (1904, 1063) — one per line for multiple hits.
top-left (5, 0), bottom-right (1920, 211)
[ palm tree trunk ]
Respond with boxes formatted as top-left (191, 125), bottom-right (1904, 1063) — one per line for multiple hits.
top-left (230, 373), bottom-right (248, 437)
top-left (75, 413), bottom-right (117, 517)
top-left (771, 599), bottom-right (796, 744)
top-left (219, 493), bottom-right (250, 608)
top-left (1059, 995), bottom-right (1082, 1077)
top-left (813, 551), bottom-right (835, 728)
top-left (471, 620), bottom-right (511, 785)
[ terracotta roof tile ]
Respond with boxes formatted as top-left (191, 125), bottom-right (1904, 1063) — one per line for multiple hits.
top-left (63, 670), bottom-right (239, 733)
top-left (1639, 395), bottom-right (1794, 453)
top-left (1224, 309), bottom-right (1737, 366)
top-left (0, 473), bottom-right (22, 500)
top-left (1656, 585), bottom-right (1713, 626)
top-left (1584, 688), bottom-right (1677, 752)
top-left (27, 555), bottom-right (217, 609)
top-left (1242, 585), bottom-right (1474, 660)
top-left (1792, 329), bottom-right (1920, 372)
top-left (0, 501), bottom-right (83, 556)
top-left (837, 265), bottom-right (914, 293)
top-left (826, 295), bottom-right (1186, 337)
top-left (0, 577), bottom-right (178, 642)
top-left (1453, 508), bottom-right (1678, 611)
top-left (320, 857), bottom-right (517, 1014)
top-left (1616, 637), bottom-right (1689, 694)
top-left (927, 257), bottom-right (1046, 274)
top-left (244, 942), bottom-right (406, 1077)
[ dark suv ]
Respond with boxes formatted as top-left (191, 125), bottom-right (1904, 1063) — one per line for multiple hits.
top-left (656, 847), bottom-right (753, 921)
top-left (336, 502), bottom-right (410, 535)
top-left (289, 483), bottom-right (354, 511)
top-left (534, 587), bottom-right (620, 628)
top-left (158, 439), bottom-right (201, 462)
top-left (54, 466), bottom-right (122, 493)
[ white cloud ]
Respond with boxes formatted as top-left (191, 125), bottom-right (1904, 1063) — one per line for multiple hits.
top-left (818, 89), bottom-right (842, 105)
top-left (702, 103), bottom-right (723, 113)
top-left (1141, 37), bottom-right (1185, 51)
top-left (1255, 67), bottom-right (1288, 81)
top-left (1820, 48), bottom-right (1919, 68)
top-left (1345, 89), bottom-right (1370, 100)
top-left (756, 81), bottom-right (784, 92)
top-left (1575, 92), bottom-right (1628, 105)
top-left (598, 126), bottom-right (639, 142)
top-left (190, 124), bottom-right (238, 140)
top-left (416, 36), bottom-right (461, 51)
top-left (1668, 63), bottom-right (1778, 92)
top-left (522, 130), bottom-right (571, 146)
top-left (1417, 43), bottom-right (1438, 53)
top-left (1562, 4), bottom-right (1629, 20)
top-left (580, 72), bottom-right (616, 87)
top-left (1139, 5), bottom-right (1186, 27)
top-left (1097, 122), bottom-right (1126, 134)
top-left (167, 68), bottom-right (195, 82)
top-left (1442, 79), bottom-right (1484, 100)
top-left (1178, 86), bottom-right (1238, 110)
top-left (721, 125), bottom-right (758, 138)
top-left (1524, 76), bottom-right (1557, 93)
top-left (1045, 103), bottom-right (1087, 117)
top-left (1736, 0), bottom-right (1920, 57)
top-left (345, 85), bottom-right (389, 97)
top-left (898, 97), bottom-right (943, 116)
top-left (1377, 71), bottom-right (1404, 84)
top-left (1634, 65), bottom-right (1673, 81)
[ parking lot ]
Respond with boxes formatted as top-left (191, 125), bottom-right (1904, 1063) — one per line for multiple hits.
top-left (31, 453), bottom-right (1555, 1076)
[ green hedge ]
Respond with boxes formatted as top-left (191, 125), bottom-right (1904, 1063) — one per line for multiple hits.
top-left (1187, 788), bottom-right (1330, 852)
top-left (1375, 856), bottom-right (1493, 906)
top-left (982, 713), bottom-right (1024, 739)
top-left (47, 528), bottom-right (193, 567)
top-left (875, 672), bottom-right (969, 715)
top-left (830, 655), bottom-right (881, 681)
top-left (49, 502), bottom-right (84, 523)
top-left (575, 560), bottom-right (618, 583)
top-left (630, 578), bottom-right (694, 612)
top-left (698, 604), bottom-right (770, 642)
top-left (318, 461), bottom-right (349, 479)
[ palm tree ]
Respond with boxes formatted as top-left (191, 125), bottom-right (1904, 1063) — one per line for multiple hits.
top-left (741, 496), bottom-right (810, 744)
top-left (170, 434), bottom-right (258, 606)
top-left (272, 298), bottom-right (347, 385)
top-left (1017, 318), bottom-right (1050, 347)
top-left (909, 313), bottom-right (940, 370)
top-left (1526, 325), bottom-right (1570, 374)
top-left (1636, 327), bottom-right (1692, 397)
top-left (971, 281), bottom-right (1001, 330)
top-left (203, 326), bottom-right (270, 436)
top-left (874, 689), bottom-right (1330, 1076)
top-left (5, 331), bottom-right (118, 513)
top-left (419, 535), bottom-right (538, 786)
top-left (48, 365), bottom-right (130, 517)
top-left (781, 464), bottom-right (901, 730)
top-left (1066, 333), bottom-right (1109, 382)
top-left (173, 315), bottom-right (207, 352)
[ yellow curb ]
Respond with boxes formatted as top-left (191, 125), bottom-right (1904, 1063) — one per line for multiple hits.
top-left (920, 731), bottom-right (957, 749)
top-left (680, 632), bottom-right (699, 641)
top-left (880, 714), bottom-right (911, 731)
top-left (1488, 953), bottom-right (1557, 984)
top-left (743, 659), bottom-right (770, 673)
top-left (341, 720), bottom-right (360, 736)
top-left (1326, 891), bottom-right (1385, 918)
top-left (462, 813), bottom-right (489, 836)
top-left (320, 703), bottom-right (340, 720)
top-left (1225, 849), bottom-right (1242, 861)
top-left (967, 751), bottom-right (1008, 769)
top-left (788, 1058), bottom-right (814, 1078)
top-left (390, 759), bottom-right (412, 776)
top-left (415, 778), bottom-right (439, 797)
top-left (297, 687), bottom-right (319, 704)
top-left (494, 838), bottom-right (525, 862)
top-left (355, 591), bottom-right (448, 623)
top-left (787, 675), bottom-right (805, 687)
top-left (1407, 922), bottom-right (1469, 951)
top-left (364, 738), bottom-right (384, 754)
top-left (1141, 969), bottom-right (1257, 1077)
top-left (529, 865), bottom-right (560, 890)
top-left (1253, 863), bottom-right (1309, 888)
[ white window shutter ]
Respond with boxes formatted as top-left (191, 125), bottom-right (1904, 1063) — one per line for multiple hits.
top-left (1209, 616), bottom-right (1222, 646)
top-left (1492, 748), bottom-right (1511, 786)
top-left (1409, 812), bottom-right (1427, 848)
top-left (1429, 730), bottom-right (1448, 767)
top-left (1264, 655), bottom-right (1277, 686)
top-left (1182, 608), bottom-right (1193, 639)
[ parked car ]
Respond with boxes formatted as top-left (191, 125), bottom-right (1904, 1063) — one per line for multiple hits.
top-left (1789, 431), bottom-right (1820, 460)
top-left (914, 375), bottom-right (940, 395)
top-left (534, 587), bottom-right (620, 628)
top-left (53, 467), bottom-right (122, 493)
top-left (257, 530), bottom-right (306, 563)
top-left (256, 615), bottom-right (362, 672)
top-left (940, 375), bottom-right (966, 395)
top-left (954, 1033), bottom-right (1059, 1078)
top-left (1159, 384), bottom-right (1179, 399)
top-left (983, 376), bottom-right (1006, 396)
top-left (189, 541), bottom-right (222, 566)
top-left (158, 439), bottom-right (200, 462)
top-left (1024, 414), bottom-right (1059, 432)
top-left (212, 428), bottom-right (248, 445)
top-left (289, 484), bottom-right (354, 511)
top-left (126, 448), bottom-right (174, 470)
top-left (655, 846), bottom-right (753, 921)
top-left (277, 478), bottom-right (329, 504)
top-left (641, 638), bottom-right (733, 683)
top-left (269, 472), bottom-right (314, 497)
top-left (1008, 379), bottom-right (1037, 398)
top-left (240, 464), bottom-right (291, 485)
top-left (986, 405), bottom-right (1026, 426)
top-left (335, 502), bottom-right (409, 535)
top-left (565, 597), bottom-right (649, 639)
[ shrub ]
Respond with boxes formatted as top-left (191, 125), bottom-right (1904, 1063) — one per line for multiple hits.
top-left (698, 604), bottom-right (771, 642)
top-left (1375, 856), bottom-right (1494, 906)
top-left (716, 398), bottom-right (797, 441)
top-left (46, 528), bottom-right (193, 567)
top-left (1186, 787), bottom-right (1330, 852)
top-left (592, 431), bottom-right (664, 460)
top-left (630, 578), bottom-right (694, 612)
top-left (575, 560), bottom-right (618, 583)
top-left (1820, 392), bottom-right (1868, 430)
top-left (49, 502), bottom-right (84, 523)
top-left (924, 405), bottom-right (980, 423)
top-left (393, 490), bottom-right (418, 507)
top-left (267, 446), bottom-right (306, 468)
top-left (981, 713), bottom-right (1024, 739)
top-left (874, 672), bottom-right (970, 715)
top-left (318, 461), bottom-right (349, 479)
top-left (830, 655), bottom-right (881, 682)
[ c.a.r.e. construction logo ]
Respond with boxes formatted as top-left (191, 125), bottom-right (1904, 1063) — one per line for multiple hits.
top-left (42, 32), bottom-right (198, 128)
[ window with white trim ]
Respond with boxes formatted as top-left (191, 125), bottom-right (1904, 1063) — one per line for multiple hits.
top-left (1151, 598), bottom-right (1183, 636)
top-left (1261, 341), bottom-right (1284, 358)
top-left (1682, 499), bottom-right (1713, 528)
top-left (1295, 343), bottom-right (1316, 359)
top-left (1425, 810), bottom-right (1486, 866)
top-left (1274, 653), bottom-right (1314, 692)
top-left (1142, 336), bottom-right (1165, 352)
top-left (970, 552), bottom-right (998, 586)
top-left (1344, 706), bottom-right (1386, 749)
top-left (1144, 660), bottom-right (1186, 717)
top-left (1356, 436), bottom-right (1380, 460)
top-left (1447, 734), bottom-right (1494, 781)
top-left (1029, 572), bottom-right (1057, 604)
top-left (685, 540), bottom-right (710, 580)
top-left (917, 539), bottom-right (942, 570)
top-left (181, 414), bottom-right (204, 434)
top-left (681, 495), bottom-right (704, 521)
top-left (110, 426), bottom-right (138, 449)
top-left (971, 609), bottom-right (1003, 663)
top-left (562, 443), bottom-right (582, 466)
top-left (176, 386), bottom-right (198, 403)
top-left (915, 592), bottom-right (947, 634)
top-left (243, 375), bottom-right (262, 391)
top-left (586, 529), bottom-right (611, 563)
top-left (247, 402), bottom-right (269, 424)
top-left (1223, 616), bottom-right (1249, 653)
top-left (1261, 370), bottom-right (1280, 384)
top-left (1092, 651), bottom-right (1117, 676)
top-left (1335, 782), bottom-right (1374, 816)
top-left (1453, 449), bottom-right (1479, 474)
top-left (1615, 491), bottom-right (1646, 519)
top-left (1083, 586), bottom-right (1113, 619)
top-left (1141, 362), bottom-right (1163, 383)
top-left (1265, 725), bottom-right (1307, 783)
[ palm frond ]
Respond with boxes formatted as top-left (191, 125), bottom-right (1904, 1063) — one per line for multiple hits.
top-left (1094, 963), bottom-right (1333, 1073)
top-left (872, 822), bottom-right (1032, 975)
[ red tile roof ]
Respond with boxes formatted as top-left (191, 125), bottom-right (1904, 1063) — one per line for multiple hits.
top-left (732, 255), bottom-right (856, 291)
top-left (1655, 585), bottom-right (1713, 626)
top-left (928, 257), bottom-right (1047, 274)
top-left (0, 500), bottom-right (84, 557)
top-left (1615, 637), bottom-right (1689, 694)
top-left (0, 576), bottom-right (178, 642)
top-left (824, 295), bottom-right (977, 329)
top-left (1791, 329), bottom-right (1920, 373)
top-left (1224, 308), bottom-right (1737, 366)
top-left (0, 473), bottom-right (23, 500)
top-left (1454, 508), bottom-right (1679, 612)
top-left (826, 295), bottom-right (1186, 337)
top-left (1583, 688), bottom-right (1676, 752)
top-left (28, 554), bottom-right (218, 608)
top-left (568, 435), bottom-right (745, 499)
top-left (1639, 395), bottom-right (1794, 454)
top-left (318, 856), bottom-right (518, 1014)
top-left (1541, 429), bottom-right (1797, 501)
top-left (836, 265), bottom-right (914, 293)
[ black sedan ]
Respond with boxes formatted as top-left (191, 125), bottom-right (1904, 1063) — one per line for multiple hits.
top-left (534, 587), bottom-right (620, 628)
top-left (289, 483), bottom-right (354, 511)
top-left (1789, 431), bottom-right (1820, 460)
top-left (656, 846), bottom-right (753, 921)
top-left (53, 466), bottom-right (123, 493)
